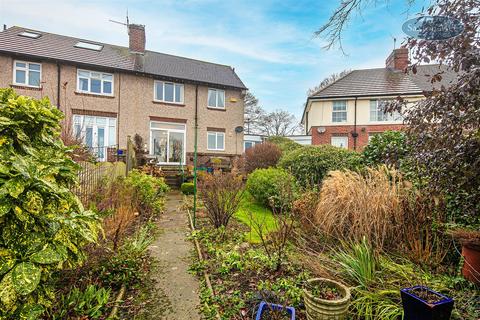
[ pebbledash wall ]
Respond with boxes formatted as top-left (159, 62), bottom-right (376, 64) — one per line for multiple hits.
top-left (0, 55), bottom-right (245, 163)
top-left (306, 96), bottom-right (423, 150)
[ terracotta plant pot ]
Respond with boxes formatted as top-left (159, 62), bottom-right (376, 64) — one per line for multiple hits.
top-left (303, 278), bottom-right (351, 320)
top-left (461, 244), bottom-right (480, 285)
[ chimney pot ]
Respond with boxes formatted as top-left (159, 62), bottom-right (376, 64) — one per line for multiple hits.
top-left (386, 48), bottom-right (409, 71)
top-left (128, 24), bottom-right (146, 54)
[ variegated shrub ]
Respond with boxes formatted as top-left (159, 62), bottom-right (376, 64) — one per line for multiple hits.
top-left (0, 89), bottom-right (101, 319)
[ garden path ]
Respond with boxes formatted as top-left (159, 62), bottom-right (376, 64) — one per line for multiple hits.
top-left (149, 190), bottom-right (201, 320)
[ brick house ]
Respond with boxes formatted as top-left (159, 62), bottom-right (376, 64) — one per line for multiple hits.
top-left (301, 48), bottom-right (457, 150)
top-left (0, 25), bottom-right (247, 165)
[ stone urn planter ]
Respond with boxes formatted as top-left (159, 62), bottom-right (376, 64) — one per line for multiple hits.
top-left (303, 278), bottom-right (351, 320)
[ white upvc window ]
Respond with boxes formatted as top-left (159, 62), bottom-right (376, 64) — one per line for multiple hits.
top-left (331, 136), bottom-right (348, 149)
top-left (370, 100), bottom-right (403, 122)
top-left (207, 131), bottom-right (225, 151)
top-left (72, 115), bottom-right (117, 161)
top-left (154, 81), bottom-right (184, 103)
top-left (13, 60), bottom-right (41, 87)
top-left (332, 100), bottom-right (347, 123)
top-left (244, 141), bottom-right (255, 151)
top-left (77, 69), bottom-right (114, 95)
top-left (208, 88), bottom-right (225, 109)
top-left (150, 121), bottom-right (186, 164)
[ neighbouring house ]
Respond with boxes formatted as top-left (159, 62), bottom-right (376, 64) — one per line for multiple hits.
top-left (301, 48), bottom-right (457, 150)
top-left (0, 25), bottom-right (247, 166)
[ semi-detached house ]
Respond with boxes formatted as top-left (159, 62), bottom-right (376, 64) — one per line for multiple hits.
top-left (0, 25), bottom-right (247, 165)
top-left (302, 48), bottom-right (457, 150)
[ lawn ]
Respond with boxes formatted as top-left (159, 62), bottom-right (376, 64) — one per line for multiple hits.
top-left (234, 192), bottom-right (278, 243)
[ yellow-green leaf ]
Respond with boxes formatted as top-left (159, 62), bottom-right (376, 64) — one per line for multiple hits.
top-left (30, 244), bottom-right (63, 264)
top-left (12, 262), bottom-right (41, 296)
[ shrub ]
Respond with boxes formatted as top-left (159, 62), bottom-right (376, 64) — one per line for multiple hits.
top-left (244, 142), bottom-right (282, 173)
top-left (199, 173), bottom-right (245, 228)
top-left (292, 189), bottom-right (320, 230)
top-left (362, 131), bottom-right (409, 169)
top-left (246, 168), bottom-right (297, 210)
top-left (267, 136), bottom-right (302, 155)
top-left (0, 89), bottom-right (101, 318)
top-left (278, 145), bottom-right (363, 187)
top-left (181, 182), bottom-right (195, 195)
top-left (124, 169), bottom-right (169, 215)
top-left (314, 167), bottom-right (442, 255)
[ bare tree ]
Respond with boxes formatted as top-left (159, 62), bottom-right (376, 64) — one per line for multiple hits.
top-left (307, 69), bottom-right (351, 96)
top-left (244, 91), bottom-right (266, 135)
top-left (258, 109), bottom-right (302, 137)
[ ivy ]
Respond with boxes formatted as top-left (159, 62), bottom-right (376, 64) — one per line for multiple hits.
top-left (0, 88), bottom-right (101, 318)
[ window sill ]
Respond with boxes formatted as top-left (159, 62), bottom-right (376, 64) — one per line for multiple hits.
top-left (207, 149), bottom-right (225, 152)
top-left (207, 107), bottom-right (226, 112)
top-left (152, 100), bottom-right (185, 107)
top-left (10, 84), bottom-right (42, 91)
top-left (74, 91), bottom-right (115, 98)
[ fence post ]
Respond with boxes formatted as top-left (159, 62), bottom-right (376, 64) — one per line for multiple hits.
top-left (126, 135), bottom-right (136, 175)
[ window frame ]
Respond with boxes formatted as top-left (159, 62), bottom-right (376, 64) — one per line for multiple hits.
top-left (76, 69), bottom-right (114, 96)
top-left (153, 80), bottom-right (184, 104)
top-left (13, 60), bottom-right (42, 88)
top-left (149, 121), bottom-right (187, 165)
top-left (369, 100), bottom-right (403, 123)
top-left (207, 131), bottom-right (225, 151)
top-left (72, 114), bottom-right (117, 161)
top-left (207, 88), bottom-right (226, 109)
top-left (331, 136), bottom-right (349, 149)
top-left (331, 100), bottom-right (347, 123)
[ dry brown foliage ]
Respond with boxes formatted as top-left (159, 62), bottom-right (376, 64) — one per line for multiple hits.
top-left (313, 166), bottom-right (448, 263)
top-left (244, 142), bottom-right (282, 173)
top-left (292, 189), bottom-right (320, 231)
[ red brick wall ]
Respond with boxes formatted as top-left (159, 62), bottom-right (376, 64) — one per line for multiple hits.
top-left (128, 24), bottom-right (146, 53)
top-left (311, 124), bottom-right (405, 150)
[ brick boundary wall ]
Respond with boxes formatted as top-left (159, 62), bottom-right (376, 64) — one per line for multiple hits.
top-left (311, 124), bottom-right (405, 150)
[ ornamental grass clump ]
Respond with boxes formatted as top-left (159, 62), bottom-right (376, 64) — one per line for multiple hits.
top-left (314, 166), bottom-right (438, 254)
top-left (0, 89), bottom-right (101, 318)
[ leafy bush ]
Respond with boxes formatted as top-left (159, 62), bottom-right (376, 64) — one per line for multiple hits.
top-left (0, 88), bottom-right (101, 318)
top-left (181, 182), bottom-right (194, 195)
top-left (244, 142), bottom-right (282, 173)
top-left (362, 131), bottom-right (409, 169)
top-left (246, 168), bottom-right (297, 210)
top-left (267, 136), bottom-right (302, 155)
top-left (278, 145), bottom-right (363, 187)
top-left (199, 173), bottom-right (245, 228)
top-left (51, 285), bottom-right (110, 319)
top-left (124, 169), bottom-right (169, 215)
top-left (292, 189), bottom-right (320, 230)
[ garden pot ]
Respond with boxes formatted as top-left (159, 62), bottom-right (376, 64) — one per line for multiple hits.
top-left (461, 244), bottom-right (480, 285)
top-left (400, 286), bottom-right (454, 320)
top-left (303, 278), bottom-right (351, 320)
top-left (255, 301), bottom-right (295, 320)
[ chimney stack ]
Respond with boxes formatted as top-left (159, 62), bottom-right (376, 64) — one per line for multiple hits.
top-left (386, 47), bottom-right (409, 71)
top-left (128, 24), bottom-right (146, 54)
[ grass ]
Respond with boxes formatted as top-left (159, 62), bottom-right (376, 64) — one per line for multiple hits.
top-left (234, 192), bottom-right (278, 243)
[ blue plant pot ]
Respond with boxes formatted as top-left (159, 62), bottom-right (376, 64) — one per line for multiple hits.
top-left (401, 286), bottom-right (454, 320)
top-left (255, 301), bottom-right (295, 320)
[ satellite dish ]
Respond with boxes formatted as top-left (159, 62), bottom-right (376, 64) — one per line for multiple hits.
top-left (235, 126), bottom-right (244, 133)
top-left (317, 127), bottom-right (326, 134)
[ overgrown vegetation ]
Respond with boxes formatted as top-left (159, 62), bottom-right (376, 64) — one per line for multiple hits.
top-left (0, 89), bottom-right (101, 318)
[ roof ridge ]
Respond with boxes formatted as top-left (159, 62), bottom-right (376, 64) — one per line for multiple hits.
top-left (9, 25), bottom-right (235, 70)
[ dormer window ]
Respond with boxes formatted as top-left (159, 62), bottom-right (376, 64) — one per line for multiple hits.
top-left (18, 31), bottom-right (42, 39)
top-left (74, 41), bottom-right (103, 51)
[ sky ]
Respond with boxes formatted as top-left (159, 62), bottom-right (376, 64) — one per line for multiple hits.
top-left (0, 0), bottom-right (427, 118)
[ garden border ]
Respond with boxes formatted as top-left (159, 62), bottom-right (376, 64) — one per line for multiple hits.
top-left (186, 208), bottom-right (222, 320)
